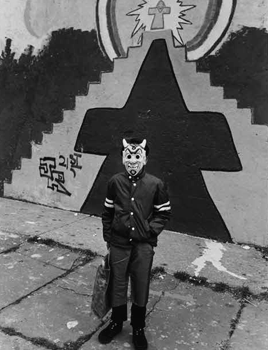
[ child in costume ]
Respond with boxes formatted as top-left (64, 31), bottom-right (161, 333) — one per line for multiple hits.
top-left (98, 137), bottom-right (171, 350)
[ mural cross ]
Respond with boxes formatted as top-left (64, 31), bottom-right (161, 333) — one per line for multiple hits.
top-left (148, 0), bottom-right (171, 30)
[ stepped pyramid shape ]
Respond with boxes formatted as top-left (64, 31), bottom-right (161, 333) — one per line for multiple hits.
top-left (4, 31), bottom-right (268, 245)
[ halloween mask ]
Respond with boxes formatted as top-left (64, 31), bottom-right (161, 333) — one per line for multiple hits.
top-left (122, 139), bottom-right (147, 177)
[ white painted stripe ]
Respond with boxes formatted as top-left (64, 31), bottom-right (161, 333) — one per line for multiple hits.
top-left (158, 206), bottom-right (171, 212)
top-left (104, 202), bottom-right (114, 208)
top-left (105, 198), bottom-right (114, 203)
top-left (154, 201), bottom-right (170, 209)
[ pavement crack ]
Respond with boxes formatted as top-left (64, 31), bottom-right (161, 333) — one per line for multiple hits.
top-left (228, 301), bottom-right (246, 339)
top-left (0, 326), bottom-right (61, 350)
top-left (173, 270), bottom-right (268, 302)
top-left (0, 271), bottom-right (67, 313)
top-left (146, 291), bottom-right (163, 319)
top-left (36, 215), bottom-right (89, 237)
top-left (26, 236), bottom-right (97, 257)
top-left (167, 281), bottom-right (179, 292)
top-left (57, 285), bottom-right (92, 297)
top-left (0, 254), bottom-right (95, 313)
top-left (59, 319), bottom-right (109, 350)
top-left (218, 298), bottom-right (247, 349)
top-left (212, 300), bottom-right (247, 350)
top-left (0, 245), bottom-right (20, 254)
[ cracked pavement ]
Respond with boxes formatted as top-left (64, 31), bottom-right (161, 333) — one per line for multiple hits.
top-left (0, 198), bottom-right (268, 349)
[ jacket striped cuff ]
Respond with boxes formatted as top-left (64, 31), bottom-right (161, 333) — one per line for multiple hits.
top-left (104, 198), bottom-right (114, 208)
top-left (154, 201), bottom-right (171, 212)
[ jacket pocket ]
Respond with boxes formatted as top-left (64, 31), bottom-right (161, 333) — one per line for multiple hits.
top-left (134, 218), bottom-right (151, 241)
top-left (111, 216), bottom-right (118, 230)
top-left (112, 214), bottom-right (129, 236)
top-left (144, 219), bottom-right (150, 233)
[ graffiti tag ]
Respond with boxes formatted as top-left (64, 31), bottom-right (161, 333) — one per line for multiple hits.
top-left (39, 153), bottom-right (83, 196)
top-left (59, 153), bottom-right (82, 178)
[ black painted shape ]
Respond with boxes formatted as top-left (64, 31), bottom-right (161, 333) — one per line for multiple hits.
top-left (197, 26), bottom-right (268, 125)
top-left (76, 39), bottom-right (242, 242)
top-left (0, 29), bottom-right (113, 184)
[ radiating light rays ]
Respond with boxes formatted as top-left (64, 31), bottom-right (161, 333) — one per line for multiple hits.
top-left (127, 0), bottom-right (195, 45)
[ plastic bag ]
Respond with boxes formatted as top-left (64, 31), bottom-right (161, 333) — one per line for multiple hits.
top-left (91, 254), bottom-right (111, 318)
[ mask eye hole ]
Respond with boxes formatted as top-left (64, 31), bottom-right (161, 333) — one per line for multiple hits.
top-left (127, 154), bottom-right (132, 159)
top-left (136, 154), bottom-right (140, 160)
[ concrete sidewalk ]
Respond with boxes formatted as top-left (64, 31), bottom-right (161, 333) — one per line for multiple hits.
top-left (0, 197), bottom-right (268, 350)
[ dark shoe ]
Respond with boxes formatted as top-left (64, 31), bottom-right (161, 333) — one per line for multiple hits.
top-left (98, 320), bottom-right (123, 344)
top-left (132, 328), bottom-right (148, 350)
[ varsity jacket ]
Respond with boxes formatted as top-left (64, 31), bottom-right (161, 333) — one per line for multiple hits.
top-left (102, 169), bottom-right (171, 247)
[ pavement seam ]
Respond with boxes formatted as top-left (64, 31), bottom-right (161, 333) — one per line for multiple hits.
top-left (0, 321), bottom-right (108, 350)
top-left (0, 245), bottom-right (21, 255)
top-left (12, 247), bottom-right (78, 272)
top-left (0, 254), bottom-right (96, 313)
top-left (57, 285), bottom-right (92, 298)
top-left (173, 270), bottom-right (268, 302)
top-left (0, 326), bottom-right (62, 350)
top-left (0, 215), bottom-right (86, 238)
top-left (35, 215), bottom-right (91, 237)
top-left (27, 236), bottom-right (99, 256)
top-left (0, 219), bottom-right (98, 257)
top-left (0, 269), bottom-right (67, 313)
top-left (0, 254), bottom-right (104, 349)
top-left (0, 235), bottom-right (99, 270)
top-left (172, 271), bottom-right (266, 350)
top-left (15, 213), bottom-right (89, 239)
top-left (0, 314), bottom-right (108, 350)
top-left (228, 302), bottom-right (246, 339)
top-left (218, 301), bottom-right (247, 350)
top-left (152, 268), bottom-right (268, 303)
top-left (150, 273), bottom-right (252, 350)
top-left (54, 320), bottom-right (108, 350)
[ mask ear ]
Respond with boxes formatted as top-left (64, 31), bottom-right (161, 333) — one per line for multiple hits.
top-left (140, 139), bottom-right (147, 149)
top-left (122, 139), bottom-right (128, 148)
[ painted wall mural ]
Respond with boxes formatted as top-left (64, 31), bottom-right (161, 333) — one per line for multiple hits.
top-left (0, 0), bottom-right (267, 246)
top-left (75, 38), bottom-right (241, 242)
top-left (197, 26), bottom-right (268, 125)
top-left (0, 28), bottom-right (112, 187)
top-left (97, 0), bottom-right (237, 61)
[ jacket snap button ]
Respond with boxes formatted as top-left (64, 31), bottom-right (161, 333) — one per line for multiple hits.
top-left (131, 197), bottom-right (134, 201)
top-left (132, 227), bottom-right (135, 231)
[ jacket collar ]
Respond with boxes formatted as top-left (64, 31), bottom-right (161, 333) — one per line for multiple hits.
top-left (124, 167), bottom-right (146, 181)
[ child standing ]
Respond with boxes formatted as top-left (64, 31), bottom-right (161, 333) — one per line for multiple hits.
top-left (98, 138), bottom-right (171, 350)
